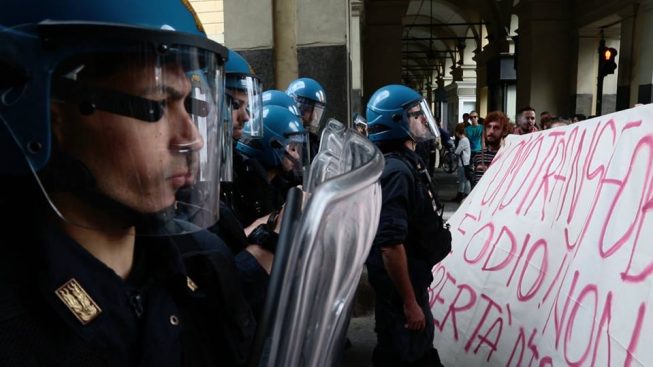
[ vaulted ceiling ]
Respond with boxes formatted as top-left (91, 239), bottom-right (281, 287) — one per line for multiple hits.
top-left (397, 0), bottom-right (518, 87)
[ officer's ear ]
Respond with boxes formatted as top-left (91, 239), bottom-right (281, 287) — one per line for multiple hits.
top-left (50, 103), bottom-right (75, 148)
top-left (51, 104), bottom-right (65, 145)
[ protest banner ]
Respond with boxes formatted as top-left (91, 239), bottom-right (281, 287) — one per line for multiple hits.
top-left (432, 104), bottom-right (653, 366)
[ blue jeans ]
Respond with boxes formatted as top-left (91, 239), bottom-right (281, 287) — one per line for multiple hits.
top-left (457, 165), bottom-right (471, 194)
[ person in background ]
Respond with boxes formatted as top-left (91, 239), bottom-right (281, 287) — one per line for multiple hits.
top-left (515, 106), bottom-right (538, 135)
top-left (471, 111), bottom-right (510, 186)
top-left (572, 113), bottom-right (587, 123)
top-left (465, 110), bottom-right (483, 160)
top-left (452, 123), bottom-right (471, 202)
top-left (461, 112), bottom-right (471, 127)
top-left (539, 111), bottom-right (553, 130)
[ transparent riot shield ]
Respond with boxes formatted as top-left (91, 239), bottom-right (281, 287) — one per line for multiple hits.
top-left (251, 119), bottom-right (384, 367)
top-left (303, 119), bottom-right (346, 193)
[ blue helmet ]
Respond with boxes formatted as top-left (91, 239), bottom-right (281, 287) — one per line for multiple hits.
top-left (286, 78), bottom-right (326, 132)
top-left (0, 0), bottom-right (229, 234)
top-left (366, 84), bottom-right (439, 143)
top-left (225, 49), bottom-right (260, 90)
top-left (225, 49), bottom-right (263, 138)
top-left (0, 0), bottom-right (227, 175)
top-left (237, 105), bottom-right (308, 172)
top-left (262, 90), bottom-right (300, 117)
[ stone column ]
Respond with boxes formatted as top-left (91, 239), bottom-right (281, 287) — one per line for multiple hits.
top-left (297, 0), bottom-right (350, 123)
top-left (274, 0), bottom-right (299, 89)
top-left (616, 5), bottom-right (638, 110)
top-left (632, 0), bottom-right (653, 104)
top-left (224, 0), bottom-right (349, 123)
top-left (514, 0), bottom-right (574, 116)
top-left (362, 0), bottom-right (408, 107)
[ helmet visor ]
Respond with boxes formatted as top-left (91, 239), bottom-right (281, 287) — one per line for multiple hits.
top-left (46, 44), bottom-right (225, 235)
top-left (297, 97), bottom-right (325, 133)
top-left (227, 75), bottom-right (264, 139)
top-left (281, 132), bottom-right (310, 177)
top-left (220, 97), bottom-right (234, 182)
top-left (405, 99), bottom-right (439, 143)
top-left (354, 114), bottom-right (368, 136)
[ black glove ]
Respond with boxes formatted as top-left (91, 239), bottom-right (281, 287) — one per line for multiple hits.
top-left (247, 224), bottom-right (279, 253)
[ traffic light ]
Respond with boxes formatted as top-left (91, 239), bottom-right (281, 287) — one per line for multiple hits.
top-left (599, 46), bottom-right (618, 78)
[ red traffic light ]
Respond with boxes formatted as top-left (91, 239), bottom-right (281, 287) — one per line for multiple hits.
top-left (599, 47), bottom-right (618, 77)
top-left (603, 49), bottom-right (613, 60)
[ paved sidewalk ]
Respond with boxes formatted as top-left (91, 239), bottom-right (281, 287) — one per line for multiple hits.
top-left (342, 169), bottom-right (463, 366)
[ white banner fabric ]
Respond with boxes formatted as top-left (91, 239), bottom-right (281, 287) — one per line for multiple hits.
top-left (432, 104), bottom-right (653, 367)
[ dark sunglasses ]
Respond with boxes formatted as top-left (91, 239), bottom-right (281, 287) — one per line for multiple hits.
top-left (53, 78), bottom-right (209, 122)
top-left (407, 110), bottom-right (425, 118)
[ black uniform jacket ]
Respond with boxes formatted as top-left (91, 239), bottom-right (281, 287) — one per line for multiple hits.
top-left (366, 148), bottom-right (435, 289)
top-left (0, 220), bottom-right (256, 367)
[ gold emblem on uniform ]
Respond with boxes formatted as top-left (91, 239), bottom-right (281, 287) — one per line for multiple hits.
top-left (54, 278), bottom-right (102, 325)
top-left (186, 276), bottom-right (199, 292)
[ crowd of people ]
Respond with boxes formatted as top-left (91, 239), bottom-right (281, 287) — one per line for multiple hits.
top-left (446, 105), bottom-right (587, 203)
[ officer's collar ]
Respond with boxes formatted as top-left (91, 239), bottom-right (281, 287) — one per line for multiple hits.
top-left (389, 146), bottom-right (424, 171)
top-left (36, 223), bottom-right (189, 338)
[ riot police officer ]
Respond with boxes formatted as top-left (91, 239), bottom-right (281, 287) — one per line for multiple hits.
top-left (224, 49), bottom-right (263, 142)
top-left (215, 49), bottom-right (264, 253)
top-left (365, 84), bottom-right (451, 367)
top-left (232, 105), bottom-right (308, 228)
top-left (0, 1), bottom-right (265, 365)
top-left (286, 77), bottom-right (326, 161)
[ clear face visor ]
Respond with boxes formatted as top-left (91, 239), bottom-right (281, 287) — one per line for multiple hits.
top-left (46, 45), bottom-right (225, 235)
top-left (226, 75), bottom-right (264, 139)
top-left (406, 99), bottom-right (439, 143)
top-left (219, 99), bottom-right (234, 182)
top-left (354, 115), bottom-right (368, 136)
top-left (280, 132), bottom-right (309, 177)
top-left (296, 97), bottom-right (325, 133)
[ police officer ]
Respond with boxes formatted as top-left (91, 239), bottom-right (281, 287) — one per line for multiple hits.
top-left (0, 1), bottom-right (267, 365)
top-left (224, 49), bottom-right (263, 142)
top-left (365, 84), bottom-right (451, 367)
top-left (215, 49), bottom-right (264, 253)
top-left (286, 77), bottom-right (326, 161)
top-left (232, 105), bottom-right (308, 228)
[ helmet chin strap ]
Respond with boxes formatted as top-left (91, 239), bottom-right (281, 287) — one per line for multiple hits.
top-left (40, 149), bottom-right (178, 235)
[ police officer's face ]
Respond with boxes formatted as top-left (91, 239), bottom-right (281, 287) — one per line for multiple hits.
top-left (407, 105), bottom-right (429, 138)
top-left (281, 142), bottom-right (302, 173)
top-left (52, 62), bottom-right (204, 214)
top-left (300, 104), bottom-right (315, 127)
top-left (229, 90), bottom-right (250, 140)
